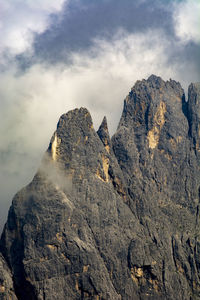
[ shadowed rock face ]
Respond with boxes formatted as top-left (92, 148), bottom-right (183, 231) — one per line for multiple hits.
top-left (0, 254), bottom-right (17, 300)
top-left (1, 75), bottom-right (200, 300)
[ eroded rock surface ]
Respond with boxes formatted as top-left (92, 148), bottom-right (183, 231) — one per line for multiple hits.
top-left (0, 254), bottom-right (17, 300)
top-left (1, 75), bottom-right (200, 299)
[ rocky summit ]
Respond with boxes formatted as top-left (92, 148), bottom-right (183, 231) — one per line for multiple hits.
top-left (1, 75), bottom-right (200, 300)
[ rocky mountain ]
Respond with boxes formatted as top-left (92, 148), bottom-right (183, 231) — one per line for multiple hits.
top-left (1, 75), bottom-right (200, 300)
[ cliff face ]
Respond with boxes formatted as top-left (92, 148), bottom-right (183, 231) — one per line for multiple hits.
top-left (1, 75), bottom-right (200, 300)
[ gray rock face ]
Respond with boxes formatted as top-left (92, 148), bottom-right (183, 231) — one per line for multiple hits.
top-left (0, 254), bottom-right (17, 300)
top-left (112, 75), bottom-right (200, 299)
top-left (1, 75), bottom-right (200, 299)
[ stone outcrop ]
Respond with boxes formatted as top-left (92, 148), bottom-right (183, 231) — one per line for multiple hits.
top-left (1, 75), bottom-right (200, 299)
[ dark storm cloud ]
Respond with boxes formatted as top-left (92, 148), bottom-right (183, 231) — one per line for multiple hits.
top-left (32, 0), bottom-right (174, 63)
top-left (20, 0), bottom-right (200, 81)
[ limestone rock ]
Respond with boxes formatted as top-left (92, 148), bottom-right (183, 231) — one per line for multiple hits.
top-left (0, 254), bottom-right (17, 300)
top-left (188, 82), bottom-right (200, 152)
top-left (1, 75), bottom-right (200, 299)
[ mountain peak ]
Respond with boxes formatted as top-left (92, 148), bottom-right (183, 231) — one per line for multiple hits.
top-left (48, 107), bottom-right (94, 163)
top-left (97, 116), bottom-right (111, 153)
top-left (147, 74), bottom-right (163, 84)
top-left (1, 76), bottom-right (200, 300)
top-left (98, 116), bottom-right (108, 133)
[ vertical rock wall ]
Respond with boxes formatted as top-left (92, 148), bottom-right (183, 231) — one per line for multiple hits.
top-left (1, 75), bottom-right (200, 299)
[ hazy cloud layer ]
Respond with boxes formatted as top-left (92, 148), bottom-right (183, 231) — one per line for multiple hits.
top-left (0, 0), bottom-right (199, 231)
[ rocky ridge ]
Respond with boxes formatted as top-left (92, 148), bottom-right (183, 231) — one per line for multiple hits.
top-left (1, 75), bottom-right (200, 299)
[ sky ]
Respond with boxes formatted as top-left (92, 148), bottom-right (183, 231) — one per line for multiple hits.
top-left (0, 0), bottom-right (200, 232)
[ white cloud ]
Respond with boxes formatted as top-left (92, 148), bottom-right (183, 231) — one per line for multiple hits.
top-left (0, 0), bottom-right (67, 60)
top-left (173, 0), bottom-right (200, 44)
